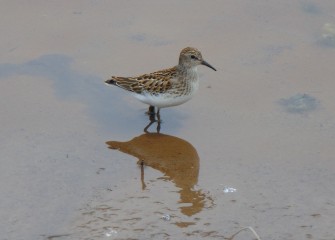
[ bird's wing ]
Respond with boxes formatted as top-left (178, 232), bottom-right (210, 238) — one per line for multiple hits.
top-left (110, 67), bottom-right (177, 94)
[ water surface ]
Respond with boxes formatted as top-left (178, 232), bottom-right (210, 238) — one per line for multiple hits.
top-left (1, 1), bottom-right (335, 239)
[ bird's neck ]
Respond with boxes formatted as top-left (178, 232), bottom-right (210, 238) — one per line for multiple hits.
top-left (177, 65), bottom-right (198, 81)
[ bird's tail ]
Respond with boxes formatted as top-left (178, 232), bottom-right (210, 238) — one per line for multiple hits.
top-left (105, 76), bottom-right (138, 93)
top-left (105, 78), bottom-right (116, 85)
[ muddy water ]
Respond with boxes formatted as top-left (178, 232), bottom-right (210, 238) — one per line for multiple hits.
top-left (1, 1), bottom-right (335, 240)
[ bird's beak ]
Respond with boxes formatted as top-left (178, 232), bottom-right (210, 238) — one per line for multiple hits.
top-left (201, 60), bottom-right (217, 71)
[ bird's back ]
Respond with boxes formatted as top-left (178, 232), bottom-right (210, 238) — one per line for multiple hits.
top-left (105, 67), bottom-right (177, 94)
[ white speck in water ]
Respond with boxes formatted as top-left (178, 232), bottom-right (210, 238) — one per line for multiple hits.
top-left (223, 187), bottom-right (237, 193)
top-left (105, 228), bottom-right (118, 237)
top-left (162, 214), bottom-right (171, 221)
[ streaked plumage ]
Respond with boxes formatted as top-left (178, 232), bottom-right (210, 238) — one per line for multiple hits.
top-left (105, 47), bottom-right (216, 118)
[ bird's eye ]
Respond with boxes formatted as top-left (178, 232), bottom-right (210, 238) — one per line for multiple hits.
top-left (190, 55), bottom-right (196, 59)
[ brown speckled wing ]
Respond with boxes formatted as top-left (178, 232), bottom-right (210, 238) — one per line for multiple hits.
top-left (110, 67), bottom-right (177, 94)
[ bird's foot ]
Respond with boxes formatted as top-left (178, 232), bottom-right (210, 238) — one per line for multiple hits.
top-left (144, 119), bottom-right (161, 133)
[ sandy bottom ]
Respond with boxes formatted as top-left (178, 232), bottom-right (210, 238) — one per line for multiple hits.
top-left (1, 1), bottom-right (335, 239)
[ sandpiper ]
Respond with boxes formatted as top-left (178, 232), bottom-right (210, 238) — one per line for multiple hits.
top-left (105, 47), bottom-right (216, 121)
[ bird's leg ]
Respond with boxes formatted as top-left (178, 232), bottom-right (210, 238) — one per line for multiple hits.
top-left (156, 108), bottom-right (161, 133)
top-left (146, 105), bottom-right (155, 116)
top-left (144, 109), bottom-right (157, 133)
top-left (144, 118), bottom-right (155, 133)
top-left (144, 108), bottom-right (161, 133)
top-left (157, 108), bottom-right (161, 122)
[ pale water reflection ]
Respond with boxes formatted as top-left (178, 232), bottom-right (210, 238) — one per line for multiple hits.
top-left (0, 54), bottom-right (183, 134)
top-left (279, 93), bottom-right (318, 114)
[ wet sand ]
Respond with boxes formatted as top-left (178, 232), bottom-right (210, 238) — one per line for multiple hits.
top-left (1, 1), bottom-right (335, 239)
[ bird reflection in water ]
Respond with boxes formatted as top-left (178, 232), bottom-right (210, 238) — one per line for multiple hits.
top-left (106, 131), bottom-right (212, 216)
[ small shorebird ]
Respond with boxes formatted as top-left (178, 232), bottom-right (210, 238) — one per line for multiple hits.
top-left (105, 47), bottom-right (216, 126)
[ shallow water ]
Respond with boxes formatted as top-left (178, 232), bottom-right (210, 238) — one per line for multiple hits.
top-left (1, 1), bottom-right (335, 239)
